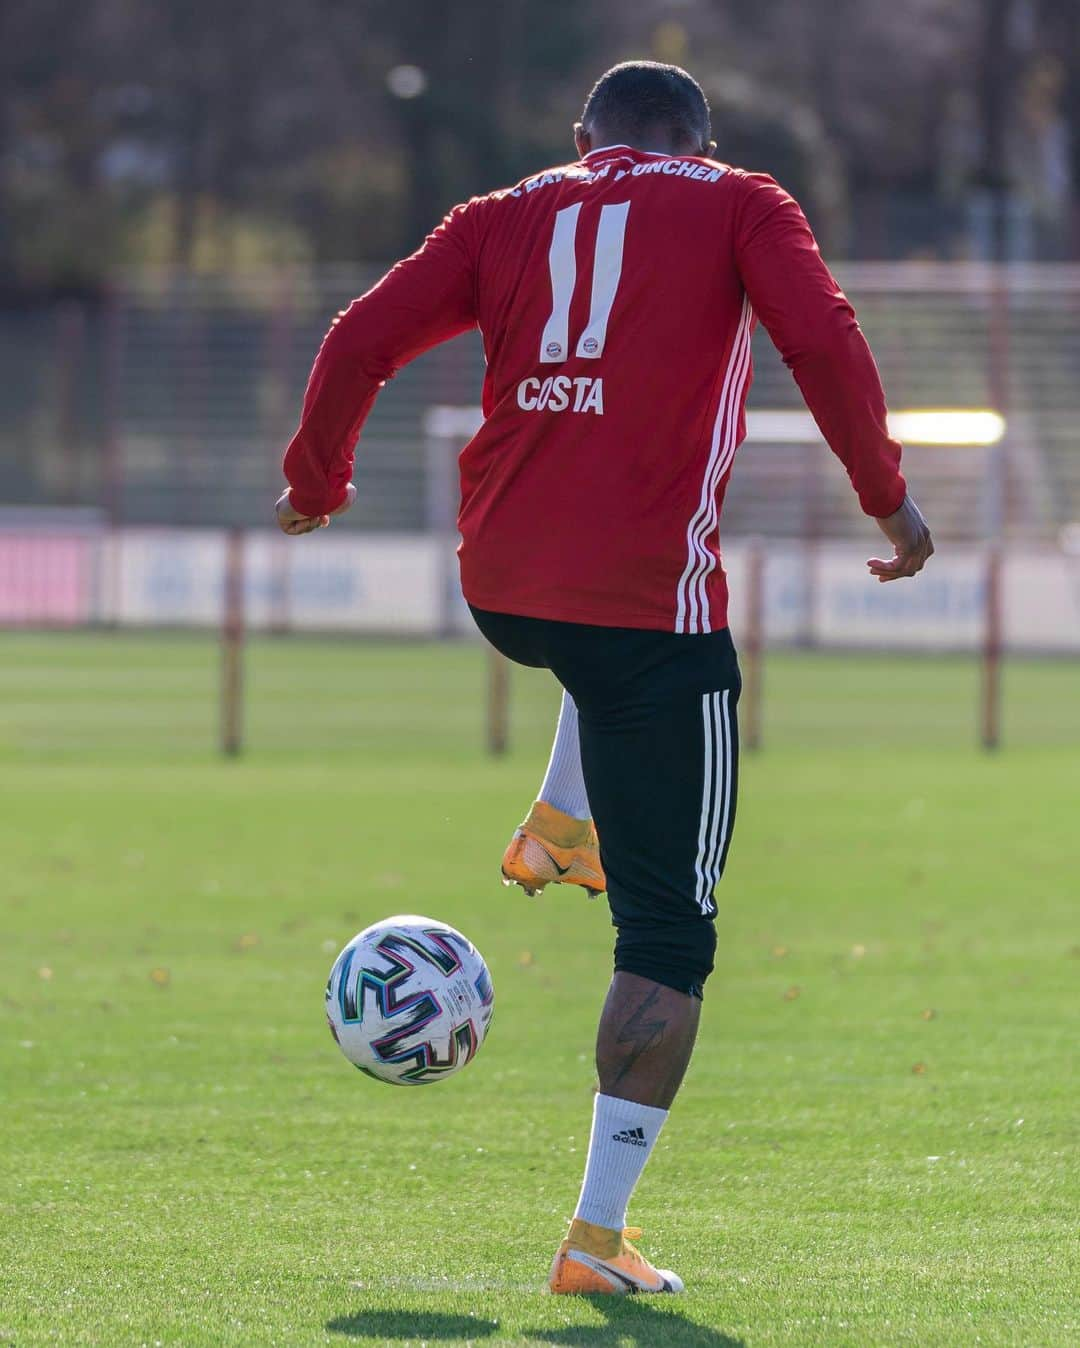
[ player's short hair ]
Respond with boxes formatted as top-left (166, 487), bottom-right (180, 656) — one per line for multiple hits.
top-left (582, 61), bottom-right (711, 150)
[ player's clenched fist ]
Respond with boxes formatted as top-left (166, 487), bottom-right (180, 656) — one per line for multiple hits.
top-left (867, 494), bottom-right (934, 583)
top-left (274, 483), bottom-right (356, 535)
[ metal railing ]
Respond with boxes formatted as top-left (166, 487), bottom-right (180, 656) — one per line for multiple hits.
top-left (1, 264), bottom-right (1079, 541)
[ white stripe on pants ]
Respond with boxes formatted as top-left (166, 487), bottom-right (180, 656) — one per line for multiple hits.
top-left (693, 689), bottom-right (732, 915)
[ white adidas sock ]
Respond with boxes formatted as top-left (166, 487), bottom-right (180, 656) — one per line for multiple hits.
top-left (538, 689), bottom-right (591, 820)
top-left (573, 1093), bottom-right (669, 1231)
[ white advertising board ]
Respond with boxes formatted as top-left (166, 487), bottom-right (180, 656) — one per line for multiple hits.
top-left (811, 544), bottom-right (986, 651)
top-left (113, 530), bottom-right (228, 626)
top-left (244, 532), bottom-right (444, 633)
top-left (724, 543), bottom-right (1077, 652)
top-left (111, 530), bottom-right (444, 633)
top-left (1002, 550), bottom-right (1080, 653)
top-left (4, 528), bottom-right (1078, 652)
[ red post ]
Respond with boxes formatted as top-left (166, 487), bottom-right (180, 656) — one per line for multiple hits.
top-left (221, 529), bottom-right (246, 757)
top-left (981, 267), bottom-right (1011, 751)
top-left (99, 286), bottom-right (126, 629)
top-left (265, 275), bottom-right (294, 634)
top-left (743, 540), bottom-right (765, 751)
top-left (981, 544), bottom-right (1003, 751)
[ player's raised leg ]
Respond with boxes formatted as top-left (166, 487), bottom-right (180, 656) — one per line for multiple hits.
top-left (501, 690), bottom-right (606, 897)
top-left (538, 689), bottom-right (591, 821)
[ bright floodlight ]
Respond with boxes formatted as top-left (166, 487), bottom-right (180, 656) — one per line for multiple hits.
top-left (888, 409), bottom-right (1006, 446)
top-left (744, 408), bottom-right (1005, 446)
top-left (386, 65), bottom-right (428, 99)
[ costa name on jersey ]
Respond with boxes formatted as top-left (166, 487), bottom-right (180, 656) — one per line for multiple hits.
top-left (517, 375), bottom-right (604, 415)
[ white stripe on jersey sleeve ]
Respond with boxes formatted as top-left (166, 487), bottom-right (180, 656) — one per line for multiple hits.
top-left (575, 200), bottom-right (631, 360)
top-left (674, 296), bottom-right (753, 633)
top-left (538, 203), bottom-right (582, 364)
top-left (691, 314), bottom-right (755, 630)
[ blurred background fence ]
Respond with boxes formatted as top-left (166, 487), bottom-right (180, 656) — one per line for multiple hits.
top-left (4, 262), bottom-right (1080, 538)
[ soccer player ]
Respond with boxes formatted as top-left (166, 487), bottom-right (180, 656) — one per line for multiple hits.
top-left (276, 61), bottom-right (933, 1294)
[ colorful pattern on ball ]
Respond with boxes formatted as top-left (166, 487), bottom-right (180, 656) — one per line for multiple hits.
top-left (325, 916), bottom-right (494, 1086)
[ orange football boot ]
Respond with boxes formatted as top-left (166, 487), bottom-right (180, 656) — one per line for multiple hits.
top-left (548, 1220), bottom-right (684, 1295)
top-left (501, 801), bottom-right (606, 897)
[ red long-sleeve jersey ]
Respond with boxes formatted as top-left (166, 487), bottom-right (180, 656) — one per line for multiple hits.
top-left (284, 145), bottom-right (906, 632)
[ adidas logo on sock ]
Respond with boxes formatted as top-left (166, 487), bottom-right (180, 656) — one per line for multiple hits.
top-left (611, 1126), bottom-right (647, 1147)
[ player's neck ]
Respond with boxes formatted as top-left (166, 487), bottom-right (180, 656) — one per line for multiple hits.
top-left (584, 130), bottom-right (690, 159)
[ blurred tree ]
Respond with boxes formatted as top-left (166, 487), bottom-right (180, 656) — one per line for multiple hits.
top-left (368, 0), bottom-right (595, 248)
top-left (1038, 0), bottom-right (1080, 252)
top-left (712, 0), bottom-right (972, 228)
top-left (975, 0), bottom-right (1016, 261)
top-left (0, 0), bottom-right (1075, 288)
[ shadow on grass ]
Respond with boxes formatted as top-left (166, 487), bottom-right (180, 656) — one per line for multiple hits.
top-left (327, 1312), bottom-right (497, 1341)
top-left (528, 1297), bottom-right (745, 1347)
top-left (328, 1300), bottom-right (744, 1346)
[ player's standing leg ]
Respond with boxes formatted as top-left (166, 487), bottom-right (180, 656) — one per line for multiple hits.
top-left (501, 689), bottom-right (606, 897)
top-left (545, 634), bottom-right (740, 1296)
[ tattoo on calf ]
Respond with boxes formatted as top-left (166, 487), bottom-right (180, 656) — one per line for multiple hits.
top-left (612, 987), bottom-right (668, 1087)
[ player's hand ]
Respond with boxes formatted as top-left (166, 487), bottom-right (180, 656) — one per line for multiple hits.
top-left (867, 493), bottom-right (934, 582)
top-left (274, 484), bottom-right (356, 536)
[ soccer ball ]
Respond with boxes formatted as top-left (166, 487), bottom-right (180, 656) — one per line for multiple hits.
top-left (325, 915), bottom-right (494, 1085)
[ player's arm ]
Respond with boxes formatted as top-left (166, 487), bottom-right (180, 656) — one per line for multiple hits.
top-left (276, 203), bottom-right (481, 534)
top-left (734, 175), bottom-right (933, 581)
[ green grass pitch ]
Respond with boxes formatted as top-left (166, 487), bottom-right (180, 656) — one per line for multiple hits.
top-left (0, 635), bottom-right (1076, 1346)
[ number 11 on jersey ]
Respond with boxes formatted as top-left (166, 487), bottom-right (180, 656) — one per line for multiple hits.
top-left (539, 201), bottom-right (631, 364)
